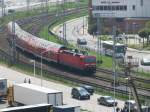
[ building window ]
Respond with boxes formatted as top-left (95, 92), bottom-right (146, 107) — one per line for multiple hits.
top-left (124, 6), bottom-right (127, 10)
top-left (116, 6), bottom-right (119, 10)
top-left (100, 6), bottom-right (103, 10)
top-left (104, 6), bottom-right (107, 10)
top-left (120, 6), bottom-right (123, 10)
top-left (112, 6), bottom-right (115, 10)
top-left (132, 5), bottom-right (135, 10)
top-left (92, 5), bottom-right (127, 11)
top-left (141, 0), bottom-right (143, 6)
top-left (108, 6), bottom-right (111, 10)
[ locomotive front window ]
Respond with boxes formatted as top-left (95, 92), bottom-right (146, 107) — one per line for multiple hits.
top-left (84, 57), bottom-right (96, 63)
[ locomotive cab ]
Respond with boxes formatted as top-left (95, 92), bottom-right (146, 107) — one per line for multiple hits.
top-left (81, 56), bottom-right (96, 73)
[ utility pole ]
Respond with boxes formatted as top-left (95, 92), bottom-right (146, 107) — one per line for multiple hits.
top-left (83, 16), bottom-right (84, 35)
top-left (75, 0), bottom-right (79, 13)
top-left (56, 0), bottom-right (59, 17)
top-left (62, 0), bottom-right (67, 46)
top-left (12, 11), bottom-right (16, 64)
top-left (96, 17), bottom-right (102, 64)
top-left (1, 0), bottom-right (5, 16)
top-left (97, 17), bottom-right (100, 63)
top-left (26, 0), bottom-right (30, 13)
top-left (45, 0), bottom-right (48, 13)
top-left (40, 0), bottom-right (44, 12)
top-left (112, 25), bottom-right (117, 112)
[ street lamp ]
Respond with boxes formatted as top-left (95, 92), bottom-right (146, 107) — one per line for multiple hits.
top-left (40, 50), bottom-right (50, 86)
top-left (30, 59), bottom-right (35, 77)
top-left (83, 16), bottom-right (84, 35)
top-left (9, 9), bottom-right (16, 64)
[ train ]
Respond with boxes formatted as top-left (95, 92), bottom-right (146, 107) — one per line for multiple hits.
top-left (7, 21), bottom-right (96, 73)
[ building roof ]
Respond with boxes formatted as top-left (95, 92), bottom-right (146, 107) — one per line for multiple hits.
top-left (0, 78), bottom-right (7, 80)
top-left (55, 105), bottom-right (80, 109)
top-left (0, 103), bottom-right (51, 111)
top-left (103, 41), bottom-right (125, 46)
top-left (8, 22), bottom-right (64, 52)
top-left (14, 83), bottom-right (62, 94)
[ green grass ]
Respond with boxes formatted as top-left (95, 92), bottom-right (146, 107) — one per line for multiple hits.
top-left (39, 21), bottom-right (63, 44)
top-left (133, 69), bottom-right (150, 78)
top-left (39, 10), bottom-right (88, 43)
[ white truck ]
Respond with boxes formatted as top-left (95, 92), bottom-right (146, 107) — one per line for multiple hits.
top-left (13, 83), bottom-right (63, 106)
top-left (0, 78), bottom-right (7, 100)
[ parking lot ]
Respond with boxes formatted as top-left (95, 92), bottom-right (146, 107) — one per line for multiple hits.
top-left (0, 65), bottom-right (125, 112)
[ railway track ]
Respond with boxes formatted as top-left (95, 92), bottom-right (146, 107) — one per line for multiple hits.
top-left (96, 68), bottom-right (150, 92)
top-left (97, 68), bottom-right (150, 83)
top-left (0, 7), bottom-right (149, 99)
top-left (94, 75), bottom-right (150, 92)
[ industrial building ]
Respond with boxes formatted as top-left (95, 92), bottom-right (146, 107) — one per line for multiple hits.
top-left (89, 0), bottom-right (150, 33)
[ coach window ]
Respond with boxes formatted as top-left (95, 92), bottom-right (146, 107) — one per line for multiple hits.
top-left (48, 51), bottom-right (51, 56)
top-left (132, 5), bottom-right (135, 10)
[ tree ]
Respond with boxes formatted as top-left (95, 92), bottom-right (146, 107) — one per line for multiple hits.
top-left (88, 15), bottom-right (97, 34)
top-left (138, 29), bottom-right (147, 47)
top-left (138, 28), bottom-right (150, 47)
top-left (143, 29), bottom-right (150, 46)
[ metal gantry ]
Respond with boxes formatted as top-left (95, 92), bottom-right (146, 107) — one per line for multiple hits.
top-left (121, 56), bottom-right (142, 112)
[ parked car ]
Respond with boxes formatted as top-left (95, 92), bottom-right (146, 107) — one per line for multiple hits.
top-left (97, 96), bottom-right (117, 107)
top-left (141, 58), bottom-right (150, 66)
top-left (71, 87), bottom-right (90, 100)
top-left (123, 100), bottom-right (136, 111)
top-left (81, 85), bottom-right (94, 95)
top-left (123, 100), bottom-right (150, 112)
top-left (77, 38), bottom-right (87, 45)
top-left (8, 9), bottom-right (15, 14)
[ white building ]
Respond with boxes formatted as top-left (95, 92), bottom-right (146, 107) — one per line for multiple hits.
top-left (91, 0), bottom-right (150, 18)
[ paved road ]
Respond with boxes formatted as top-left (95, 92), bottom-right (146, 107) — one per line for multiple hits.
top-left (52, 17), bottom-right (150, 71)
top-left (0, 65), bottom-right (124, 112)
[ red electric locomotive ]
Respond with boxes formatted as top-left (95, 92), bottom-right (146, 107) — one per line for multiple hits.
top-left (7, 22), bottom-right (96, 73)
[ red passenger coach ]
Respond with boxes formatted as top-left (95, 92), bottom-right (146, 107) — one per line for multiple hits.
top-left (7, 22), bottom-right (65, 63)
top-left (7, 22), bottom-right (96, 73)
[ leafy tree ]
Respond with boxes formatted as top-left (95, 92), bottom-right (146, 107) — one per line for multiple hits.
top-left (139, 29), bottom-right (146, 47)
top-left (88, 15), bottom-right (97, 34)
top-left (138, 28), bottom-right (150, 47)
